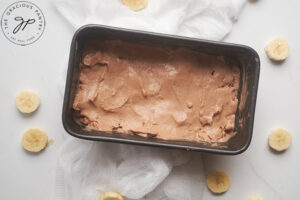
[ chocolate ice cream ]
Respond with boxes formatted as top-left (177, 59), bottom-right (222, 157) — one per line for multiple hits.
top-left (73, 40), bottom-right (240, 143)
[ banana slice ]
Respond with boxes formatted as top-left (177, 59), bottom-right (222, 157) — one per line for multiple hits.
top-left (22, 127), bottom-right (48, 152)
top-left (206, 170), bottom-right (230, 194)
top-left (122, 0), bottom-right (148, 11)
top-left (269, 128), bottom-right (292, 151)
top-left (248, 194), bottom-right (264, 200)
top-left (265, 38), bottom-right (289, 61)
top-left (16, 90), bottom-right (40, 113)
top-left (100, 191), bottom-right (124, 200)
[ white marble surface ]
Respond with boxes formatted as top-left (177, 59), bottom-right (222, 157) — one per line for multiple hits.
top-left (0, 0), bottom-right (299, 199)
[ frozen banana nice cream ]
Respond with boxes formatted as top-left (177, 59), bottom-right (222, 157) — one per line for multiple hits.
top-left (73, 40), bottom-right (240, 143)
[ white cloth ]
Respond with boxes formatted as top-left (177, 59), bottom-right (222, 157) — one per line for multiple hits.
top-left (53, 138), bottom-right (191, 200)
top-left (146, 154), bottom-right (205, 200)
top-left (53, 0), bottom-right (246, 199)
top-left (55, 0), bottom-right (246, 41)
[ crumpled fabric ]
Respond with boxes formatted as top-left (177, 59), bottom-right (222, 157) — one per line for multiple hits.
top-left (53, 138), bottom-right (191, 200)
top-left (55, 0), bottom-right (246, 41)
top-left (53, 0), bottom-right (247, 199)
top-left (146, 153), bottom-right (205, 200)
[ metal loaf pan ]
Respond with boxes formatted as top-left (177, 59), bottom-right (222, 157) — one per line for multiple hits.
top-left (62, 25), bottom-right (260, 155)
